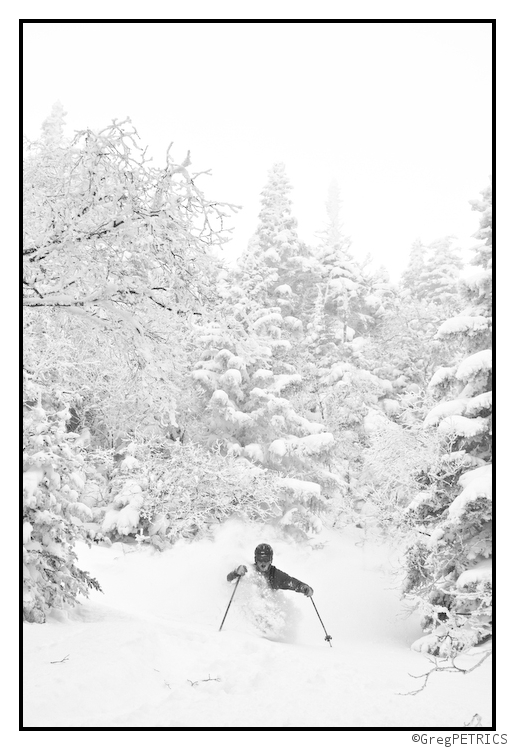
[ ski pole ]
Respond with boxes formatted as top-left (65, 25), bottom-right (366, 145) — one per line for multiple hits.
top-left (219, 575), bottom-right (242, 632)
top-left (310, 597), bottom-right (333, 647)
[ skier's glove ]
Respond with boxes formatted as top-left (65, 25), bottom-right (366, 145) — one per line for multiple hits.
top-left (300, 584), bottom-right (314, 597)
top-left (235, 565), bottom-right (247, 577)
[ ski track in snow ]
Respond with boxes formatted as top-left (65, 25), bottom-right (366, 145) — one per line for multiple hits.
top-left (23, 521), bottom-right (492, 728)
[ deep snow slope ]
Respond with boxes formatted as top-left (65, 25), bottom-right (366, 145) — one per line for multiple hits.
top-left (23, 520), bottom-right (492, 728)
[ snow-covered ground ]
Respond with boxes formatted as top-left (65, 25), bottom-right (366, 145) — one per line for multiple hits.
top-left (23, 520), bottom-right (492, 729)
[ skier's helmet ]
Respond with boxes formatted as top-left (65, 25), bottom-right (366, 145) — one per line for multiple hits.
top-left (254, 543), bottom-right (273, 562)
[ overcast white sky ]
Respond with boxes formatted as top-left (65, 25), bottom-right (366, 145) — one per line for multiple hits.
top-left (23, 21), bottom-right (492, 280)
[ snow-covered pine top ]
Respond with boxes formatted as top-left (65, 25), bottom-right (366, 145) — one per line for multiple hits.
top-left (363, 408), bottom-right (390, 434)
top-left (267, 373), bottom-right (302, 394)
top-left (461, 267), bottom-right (492, 293)
top-left (248, 387), bottom-right (270, 401)
top-left (465, 391), bottom-right (492, 416)
top-left (437, 415), bottom-right (490, 438)
top-left (209, 389), bottom-right (234, 408)
top-left (405, 490), bottom-right (432, 511)
top-left (264, 248), bottom-right (281, 263)
top-left (269, 432), bottom-right (334, 460)
top-left (269, 339), bottom-right (291, 350)
top-left (350, 337), bottom-right (366, 352)
top-left (208, 391), bottom-right (253, 427)
top-left (276, 362), bottom-right (297, 375)
top-left (220, 368), bottom-right (243, 385)
top-left (227, 355), bottom-right (249, 376)
top-left (218, 369), bottom-right (244, 399)
top-left (326, 259), bottom-right (360, 278)
top-left (192, 369), bottom-right (219, 391)
top-left (436, 316), bottom-right (490, 338)
top-left (251, 312), bottom-right (284, 332)
top-left (365, 294), bottom-right (381, 309)
top-left (244, 397), bottom-right (325, 440)
top-left (242, 443), bottom-right (265, 464)
top-left (274, 229), bottom-right (294, 244)
top-left (285, 410), bottom-right (326, 436)
top-left (282, 316), bottom-right (303, 331)
top-left (252, 369), bottom-right (274, 381)
top-left (319, 361), bottom-right (352, 386)
top-left (277, 477), bottom-right (321, 499)
top-left (447, 464), bottom-right (492, 519)
top-left (328, 277), bottom-right (358, 292)
top-left (455, 383), bottom-right (476, 400)
top-left (455, 349), bottom-right (492, 381)
top-left (428, 366), bottom-right (457, 389)
top-left (423, 399), bottom-right (467, 427)
top-left (456, 559), bottom-right (492, 588)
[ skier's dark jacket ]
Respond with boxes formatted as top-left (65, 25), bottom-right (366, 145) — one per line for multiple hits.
top-left (227, 564), bottom-right (307, 593)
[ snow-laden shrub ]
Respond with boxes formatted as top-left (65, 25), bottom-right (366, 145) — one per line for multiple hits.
top-left (23, 383), bottom-right (102, 623)
top-left (96, 437), bottom-right (337, 546)
top-left (23, 305), bottom-right (192, 452)
top-left (98, 439), bottom-right (283, 547)
top-left (275, 477), bottom-right (326, 540)
top-left (358, 419), bottom-right (446, 537)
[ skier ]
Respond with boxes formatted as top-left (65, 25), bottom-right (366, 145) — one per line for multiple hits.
top-left (227, 543), bottom-right (314, 597)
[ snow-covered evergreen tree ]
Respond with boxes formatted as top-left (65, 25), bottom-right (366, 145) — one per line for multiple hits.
top-left (364, 289), bottom-right (460, 425)
top-left (312, 182), bottom-right (360, 354)
top-left (426, 183), bottom-right (491, 458)
top-left (191, 264), bottom-right (338, 539)
top-left (401, 239), bottom-right (426, 293)
top-left (40, 101), bottom-right (67, 148)
top-left (417, 237), bottom-right (464, 311)
top-left (23, 379), bottom-right (102, 623)
top-left (306, 181), bottom-right (387, 369)
top-left (288, 183), bottom-right (395, 519)
top-left (401, 237), bottom-right (464, 315)
top-left (366, 234), bottom-right (466, 425)
top-left (403, 182), bottom-right (492, 656)
top-left (254, 162), bottom-right (301, 280)
top-left (244, 162), bottom-right (318, 326)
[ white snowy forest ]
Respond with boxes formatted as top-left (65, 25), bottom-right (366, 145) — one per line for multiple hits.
top-left (22, 104), bottom-right (492, 729)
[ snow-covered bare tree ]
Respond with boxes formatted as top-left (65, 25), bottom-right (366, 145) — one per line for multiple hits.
top-left (23, 111), bottom-right (237, 621)
top-left (23, 117), bottom-right (235, 330)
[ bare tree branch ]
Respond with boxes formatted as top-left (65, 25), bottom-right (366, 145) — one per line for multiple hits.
top-left (399, 650), bottom-right (491, 696)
